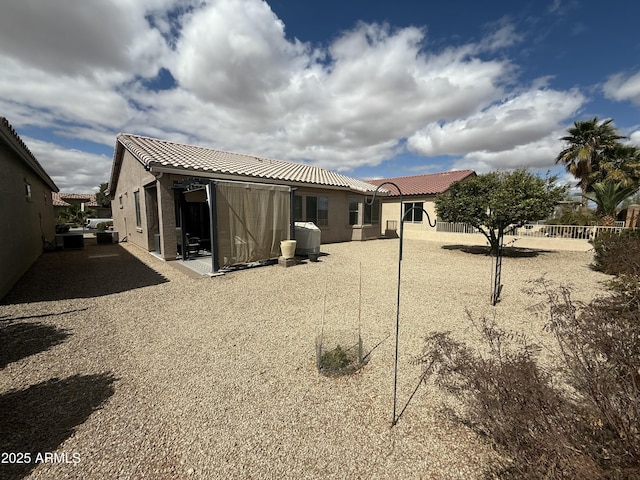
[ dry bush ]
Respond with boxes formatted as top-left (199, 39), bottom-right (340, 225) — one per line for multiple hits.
top-left (414, 279), bottom-right (640, 479)
top-left (592, 230), bottom-right (640, 276)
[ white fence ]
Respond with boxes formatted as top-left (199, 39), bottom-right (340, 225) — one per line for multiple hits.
top-left (436, 222), bottom-right (633, 240)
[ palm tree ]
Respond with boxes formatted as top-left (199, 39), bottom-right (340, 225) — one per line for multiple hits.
top-left (556, 117), bottom-right (626, 208)
top-left (591, 143), bottom-right (640, 189)
top-left (584, 180), bottom-right (638, 227)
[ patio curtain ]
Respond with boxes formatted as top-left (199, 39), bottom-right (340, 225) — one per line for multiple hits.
top-left (214, 181), bottom-right (291, 267)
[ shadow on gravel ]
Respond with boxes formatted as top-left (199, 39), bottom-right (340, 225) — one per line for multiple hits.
top-left (0, 321), bottom-right (71, 369)
top-left (441, 244), bottom-right (552, 257)
top-left (1, 240), bottom-right (169, 304)
top-left (0, 373), bottom-right (116, 480)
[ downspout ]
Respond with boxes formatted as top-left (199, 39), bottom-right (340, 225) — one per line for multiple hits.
top-left (289, 187), bottom-right (297, 240)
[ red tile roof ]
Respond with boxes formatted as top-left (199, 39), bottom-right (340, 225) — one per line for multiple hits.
top-left (52, 192), bottom-right (99, 207)
top-left (367, 170), bottom-right (476, 197)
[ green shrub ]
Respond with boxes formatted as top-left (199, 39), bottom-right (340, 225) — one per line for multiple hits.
top-left (591, 229), bottom-right (640, 275)
top-left (96, 221), bottom-right (113, 232)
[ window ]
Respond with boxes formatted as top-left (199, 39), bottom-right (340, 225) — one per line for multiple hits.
top-left (404, 202), bottom-right (423, 223)
top-left (364, 198), bottom-right (380, 225)
top-left (24, 180), bottom-right (32, 202)
top-left (306, 196), bottom-right (328, 226)
top-left (134, 190), bottom-right (142, 227)
top-left (293, 195), bottom-right (303, 222)
top-left (348, 198), bottom-right (359, 225)
top-left (119, 195), bottom-right (123, 209)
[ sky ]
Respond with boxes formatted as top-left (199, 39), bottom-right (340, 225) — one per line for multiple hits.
top-left (1, 0), bottom-right (640, 193)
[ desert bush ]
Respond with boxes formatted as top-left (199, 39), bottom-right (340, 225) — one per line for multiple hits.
top-left (414, 280), bottom-right (640, 479)
top-left (591, 229), bottom-right (640, 275)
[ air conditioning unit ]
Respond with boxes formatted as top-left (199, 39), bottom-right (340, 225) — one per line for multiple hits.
top-left (294, 222), bottom-right (321, 255)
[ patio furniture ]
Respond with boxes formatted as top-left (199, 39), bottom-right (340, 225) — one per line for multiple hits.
top-left (186, 235), bottom-right (201, 257)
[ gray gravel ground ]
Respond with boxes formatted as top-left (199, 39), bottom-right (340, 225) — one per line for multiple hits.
top-left (0, 237), bottom-right (610, 479)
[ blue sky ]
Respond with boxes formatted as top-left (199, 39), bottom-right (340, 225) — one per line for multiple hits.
top-left (1, 0), bottom-right (639, 192)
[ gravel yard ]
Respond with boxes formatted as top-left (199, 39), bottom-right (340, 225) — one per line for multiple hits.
top-left (0, 237), bottom-right (609, 479)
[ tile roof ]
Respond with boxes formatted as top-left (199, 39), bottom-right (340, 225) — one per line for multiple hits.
top-left (0, 117), bottom-right (58, 192)
top-left (52, 192), bottom-right (99, 207)
top-left (367, 170), bottom-right (476, 197)
top-left (113, 133), bottom-right (385, 194)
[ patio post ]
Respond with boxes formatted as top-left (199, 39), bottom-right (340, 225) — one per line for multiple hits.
top-left (206, 181), bottom-right (220, 273)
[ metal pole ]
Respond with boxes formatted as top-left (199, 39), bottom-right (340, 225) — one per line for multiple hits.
top-left (206, 181), bottom-right (219, 273)
top-left (366, 182), bottom-right (403, 426)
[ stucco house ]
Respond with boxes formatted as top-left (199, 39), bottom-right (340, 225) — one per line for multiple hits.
top-left (52, 192), bottom-right (111, 220)
top-left (367, 170), bottom-right (476, 237)
top-left (0, 117), bottom-right (59, 299)
top-left (108, 133), bottom-right (386, 271)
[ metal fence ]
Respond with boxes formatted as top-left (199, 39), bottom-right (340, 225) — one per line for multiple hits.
top-left (436, 222), bottom-right (634, 240)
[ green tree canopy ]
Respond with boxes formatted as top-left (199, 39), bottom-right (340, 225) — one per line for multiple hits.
top-left (95, 182), bottom-right (111, 208)
top-left (435, 169), bottom-right (567, 252)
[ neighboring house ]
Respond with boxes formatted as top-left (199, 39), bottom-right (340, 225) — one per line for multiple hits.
top-left (53, 192), bottom-right (111, 219)
top-left (0, 117), bottom-right (59, 300)
top-left (367, 170), bottom-right (476, 236)
top-left (108, 133), bottom-right (386, 271)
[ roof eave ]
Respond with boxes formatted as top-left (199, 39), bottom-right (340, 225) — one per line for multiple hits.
top-left (147, 164), bottom-right (388, 195)
top-left (0, 119), bottom-right (59, 192)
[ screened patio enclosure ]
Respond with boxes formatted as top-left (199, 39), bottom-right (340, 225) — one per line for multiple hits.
top-left (175, 179), bottom-right (293, 272)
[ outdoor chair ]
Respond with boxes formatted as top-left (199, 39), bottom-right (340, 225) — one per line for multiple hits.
top-left (186, 234), bottom-right (201, 257)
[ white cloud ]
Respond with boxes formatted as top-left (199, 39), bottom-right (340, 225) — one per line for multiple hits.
top-left (630, 130), bottom-right (640, 146)
top-left (603, 70), bottom-right (640, 106)
top-left (24, 137), bottom-right (114, 193)
top-left (450, 131), bottom-right (567, 173)
top-left (0, 0), bottom-right (589, 189)
top-left (407, 88), bottom-right (584, 157)
top-left (0, 56), bottom-right (132, 130)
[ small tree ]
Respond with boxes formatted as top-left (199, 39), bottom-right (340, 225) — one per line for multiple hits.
top-left (435, 169), bottom-right (566, 253)
top-left (95, 182), bottom-right (111, 208)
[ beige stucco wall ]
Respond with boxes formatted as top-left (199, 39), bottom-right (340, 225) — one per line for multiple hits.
top-left (111, 149), bottom-right (383, 262)
top-left (294, 188), bottom-right (382, 244)
top-left (0, 143), bottom-right (56, 299)
top-left (110, 149), bottom-right (156, 252)
top-left (380, 196), bottom-right (438, 236)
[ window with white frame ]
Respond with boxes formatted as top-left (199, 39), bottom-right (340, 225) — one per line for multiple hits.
top-left (404, 201), bottom-right (423, 223)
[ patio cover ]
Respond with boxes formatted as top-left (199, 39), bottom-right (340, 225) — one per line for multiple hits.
top-left (212, 180), bottom-right (291, 267)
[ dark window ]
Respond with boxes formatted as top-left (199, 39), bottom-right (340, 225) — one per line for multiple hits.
top-left (364, 198), bottom-right (380, 225)
top-left (348, 198), bottom-right (359, 225)
top-left (404, 202), bottom-right (423, 223)
top-left (293, 195), bottom-right (303, 222)
top-left (305, 196), bottom-right (328, 226)
top-left (134, 190), bottom-right (142, 227)
top-left (24, 180), bottom-right (32, 202)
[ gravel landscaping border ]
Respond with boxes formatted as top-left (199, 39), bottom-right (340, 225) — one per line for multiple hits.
top-left (0, 237), bottom-right (609, 479)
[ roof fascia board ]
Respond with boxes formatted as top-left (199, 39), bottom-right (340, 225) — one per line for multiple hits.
top-left (148, 165), bottom-right (386, 195)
